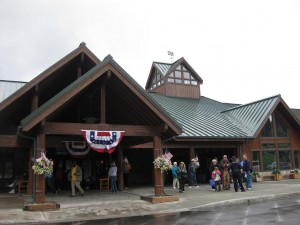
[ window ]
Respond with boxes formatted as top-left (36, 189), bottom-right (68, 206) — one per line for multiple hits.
top-left (295, 150), bottom-right (300, 168)
top-left (175, 71), bottom-right (181, 78)
top-left (261, 115), bottom-right (274, 137)
top-left (183, 72), bottom-right (190, 79)
top-left (263, 151), bottom-right (276, 171)
top-left (277, 143), bottom-right (290, 149)
top-left (151, 70), bottom-right (164, 89)
top-left (166, 64), bottom-right (197, 85)
top-left (275, 116), bottom-right (288, 137)
top-left (252, 151), bottom-right (261, 172)
top-left (278, 151), bottom-right (291, 170)
top-left (261, 143), bottom-right (276, 149)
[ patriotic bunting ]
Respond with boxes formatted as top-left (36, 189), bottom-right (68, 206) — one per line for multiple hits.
top-left (81, 130), bottom-right (125, 154)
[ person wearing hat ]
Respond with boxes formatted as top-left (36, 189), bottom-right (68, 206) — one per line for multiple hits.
top-left (229, 156), bottom-right (245, 192)
top-left (220, 155), bottom-right (230, 190)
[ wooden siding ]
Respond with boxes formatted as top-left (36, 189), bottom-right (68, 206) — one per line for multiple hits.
top-left (165, 83), bottom-right (200, 99)
top-left (149, 85), bottom-right (166, 96)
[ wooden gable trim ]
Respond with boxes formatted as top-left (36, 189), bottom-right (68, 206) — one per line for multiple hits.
top-left (252, 98), bottom-right (282, 138)
top-left (21, 64), bottom-right (111, 131)
top-left (253, 98), bottom-right (300, 138)
top-left (145, 64), bottom-right (156, 90)
top-left (164, 57), bottom-right (203, 84)
top-left (0, 44), bottom-right (100, 112)
top-left (21, 57), bottom-right (182, 136)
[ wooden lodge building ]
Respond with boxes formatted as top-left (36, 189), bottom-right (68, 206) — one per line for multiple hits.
top-left (1, 43), bottom-right (300, 197)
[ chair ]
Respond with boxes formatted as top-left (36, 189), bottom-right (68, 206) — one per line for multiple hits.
top-left (99, 177), bottom-right (109, 190)
top-left (18, 180), bottom-right (28, 194)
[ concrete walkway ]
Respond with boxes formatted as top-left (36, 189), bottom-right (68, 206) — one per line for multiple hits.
top-left (0, 179), bottom-right (300, 224)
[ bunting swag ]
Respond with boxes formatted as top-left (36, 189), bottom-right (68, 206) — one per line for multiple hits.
top-left (63, 141), bottom-right (91, 158)
top-left (81, 130), bottom-right (125, 154)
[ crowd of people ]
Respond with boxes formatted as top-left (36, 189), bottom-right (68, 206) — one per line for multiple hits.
top-left (7, 154), bottom-right (252, 195)
top-left (171, 154), bottom-right (253, 193)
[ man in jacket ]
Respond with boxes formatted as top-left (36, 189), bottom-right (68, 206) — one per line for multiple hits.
top-left (229, 156), bottom-right (245, 192)
top-left (68, 161), bottom-right (84, 197)
top-left (242, 154), bottom-right (252, 190)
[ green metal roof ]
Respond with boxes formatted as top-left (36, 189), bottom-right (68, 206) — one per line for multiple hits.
top-left (150, 93), bottom-right (282, 139)
top-left (153, 62), bottom-right (172, 76)
top-left (291, 108), bottom-right (300, 121)
top-left (221, 95), bottom-right (281, 137)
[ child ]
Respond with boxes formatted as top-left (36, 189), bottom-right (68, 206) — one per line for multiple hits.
top-left (211, 166), bottom-right (222, 191)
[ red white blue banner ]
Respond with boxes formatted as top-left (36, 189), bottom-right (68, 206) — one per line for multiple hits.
top-left (81, 130), bottom-right (125, 154)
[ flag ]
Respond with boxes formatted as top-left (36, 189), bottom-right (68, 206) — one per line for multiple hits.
top-left (163, 149), bottom-right (173, 160)
top-left (81, 130), bottom-right (125, 154)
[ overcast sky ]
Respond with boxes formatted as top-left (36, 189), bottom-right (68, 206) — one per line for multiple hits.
top-left (1, 0), bottom-right (300, 108)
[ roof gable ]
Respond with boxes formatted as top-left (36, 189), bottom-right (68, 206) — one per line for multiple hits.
top-left (145, 57), bottom-right (203, 90)
top-left (20, 55), bottom-right (182, 137)
top-left (0, 43), bottom-right (101, 112)
top-left (150, 93), bottom-right (300, 140)
top-left (221, 95), bottom-right (281, 137)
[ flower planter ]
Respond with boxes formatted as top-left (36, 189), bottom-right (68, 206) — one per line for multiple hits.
top-left (273, 174), bottom-right (282, 181)
top-left (252, 176), bottom-right (262, 182)
top-left (292, 173), bottom-right (300, 179)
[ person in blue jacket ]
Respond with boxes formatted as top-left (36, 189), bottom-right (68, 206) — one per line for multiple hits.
top-left (172, 162), bottom-right (179, 189)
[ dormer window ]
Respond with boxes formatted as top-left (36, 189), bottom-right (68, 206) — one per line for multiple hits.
top-left (151, 70), bottom-right (164, 90)
top-left (168, 65), bottom-right (197, 86)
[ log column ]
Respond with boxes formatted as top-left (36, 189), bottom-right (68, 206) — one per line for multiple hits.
top-left (153, 135), bottom-right (163, 196)
top-left (27, 85), bottom-right (39, 195)
top-left (189, 147), bottom-right (195, 160)
top-left (117, 145), bottom-right (124, 191)
top-left (35, 133), bottom-right (46, 204)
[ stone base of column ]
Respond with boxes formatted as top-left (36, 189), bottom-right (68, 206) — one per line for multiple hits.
top-left (23, 201), bottom-right (60, 211)
top-left (140, 195), bottom-right (179, 204)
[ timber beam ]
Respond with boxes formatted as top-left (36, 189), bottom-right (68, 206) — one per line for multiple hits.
top-left (43, 122), bottom-right (167, 137)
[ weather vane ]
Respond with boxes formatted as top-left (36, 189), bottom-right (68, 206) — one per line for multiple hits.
top-left (168, 51), bottom-right (174, 62)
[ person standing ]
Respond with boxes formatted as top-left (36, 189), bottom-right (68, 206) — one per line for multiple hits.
top-left (172, 162), bottom-right (179, 189)
top-left (242, 154), bottom-right (252, 190)
top-left (122, 158), bottom-right (131, 189)
top-left (220, 155), bottom-right (230, 190)
top-left (188, 159), bottom-right (199, 188)
top-left (229, 156), bottom-right (245, 192)
top-left (68, 161), bottom-right (84, 197)
top-left (45, 172), bottom-right (57, 195)
top-left (108, 162), bottom-right (118, 193)
top-left (209, 159), bottom-right (220, 190)
top-left (211, 167), bottom-right (222, 191)
top-left (177, 162), bottom-right (187, 193)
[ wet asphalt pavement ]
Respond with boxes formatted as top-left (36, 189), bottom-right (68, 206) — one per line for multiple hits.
top-left (1, 179), bottom-right (300, 224)
top-left (21, 196), bottom-right (300, 225)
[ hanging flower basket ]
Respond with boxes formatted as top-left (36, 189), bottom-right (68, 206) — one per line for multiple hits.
top-left (153, 156), bottom-right (172, 173)
top-left (32, 152), bottom-right (54, 175)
